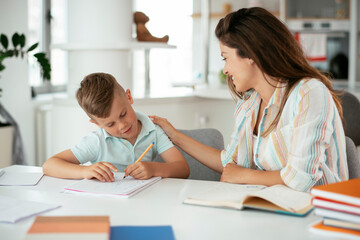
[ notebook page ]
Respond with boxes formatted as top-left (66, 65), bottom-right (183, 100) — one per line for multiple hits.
top-left (64, 172), bottom-right (161, 196)
top-left (184, 182), bottom-right (266, 209)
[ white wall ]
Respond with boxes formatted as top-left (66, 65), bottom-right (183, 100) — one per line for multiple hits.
top-left (0, 0), bottom-right (36, 166)
top-left (64, 0), bottom-right (133, 96)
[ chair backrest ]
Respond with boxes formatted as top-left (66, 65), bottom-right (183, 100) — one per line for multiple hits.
top-left (345, 136), bottom-right (360, 179)
top-left (154, 128), bottom-right (223, 181)
top-left (340, 91), bottom-right (360, 146)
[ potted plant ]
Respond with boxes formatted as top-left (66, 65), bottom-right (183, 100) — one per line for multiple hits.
top-left (0, 32), bottom-right (51, 93)
top-left (0, 32), bottom-right (51, 166)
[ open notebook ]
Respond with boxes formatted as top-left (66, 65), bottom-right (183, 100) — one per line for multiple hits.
top-left (64, 172), bottom-right (161, 198)
top-left (184, 182), bottom-right (313, 216)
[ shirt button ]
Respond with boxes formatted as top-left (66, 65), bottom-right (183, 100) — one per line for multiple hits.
top-left (255, 154), bottom-right (258, 158)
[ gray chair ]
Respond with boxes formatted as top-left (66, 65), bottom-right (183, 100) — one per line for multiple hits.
top-left (340, 91), bottom-right (360, 146)
top-left (346, 136), bottom-right (360, 179)
top-left (154, 128), bottom-right (223, 181)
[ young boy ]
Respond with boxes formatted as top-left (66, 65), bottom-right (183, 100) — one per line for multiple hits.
top-left (42, 73), bottom-right (190, 182)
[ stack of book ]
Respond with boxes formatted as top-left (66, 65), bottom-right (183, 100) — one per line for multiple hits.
top-left (309, 178), bottom-right (360, 239)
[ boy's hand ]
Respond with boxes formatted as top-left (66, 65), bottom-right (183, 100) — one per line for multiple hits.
top-left (82, 162), bottom-right (118, 182)
top-left (124, 162), bottom-right (154, 180)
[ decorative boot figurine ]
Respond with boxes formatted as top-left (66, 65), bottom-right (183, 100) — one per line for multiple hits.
top-left (134, 11), bottom-right (169, 43)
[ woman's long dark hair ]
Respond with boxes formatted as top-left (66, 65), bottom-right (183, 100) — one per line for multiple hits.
top-left (215, 7), bottom-right (343, 136)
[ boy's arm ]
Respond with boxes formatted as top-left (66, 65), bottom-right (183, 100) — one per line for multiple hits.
top-left (154, 147), bottom-right (190, 178)
top-left (42, 149), bottom-right (117, 182)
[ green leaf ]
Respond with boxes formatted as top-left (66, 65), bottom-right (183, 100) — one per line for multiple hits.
top-left (34, 52), bottom-right (46, 59)
top-left (27, 43), bottom-right (38, 52)
top-left (5, 50), bottom-right (14, 57)
top-left (0, 53), bottom-right (7, 62)
top-left (19, 34), bottom-right (25, 48)
top-left (35, 52), bottom-right (51, 80)
top-left (0, 34), bottom-right (8, 49)
top-left (0, 62), bottom-right (5, 71)
top-left (12, 32), bottom-right (20, 47)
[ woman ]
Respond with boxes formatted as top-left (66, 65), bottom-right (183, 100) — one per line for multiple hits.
top-left (150, 7), bottom-right (348, 192)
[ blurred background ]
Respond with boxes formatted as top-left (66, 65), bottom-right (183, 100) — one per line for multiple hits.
top-left (0, 0), bottom-right (359, 167)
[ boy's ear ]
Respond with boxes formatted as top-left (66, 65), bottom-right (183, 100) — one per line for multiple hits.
top-left (89, 119), bottom-right (100, 127)
top-left (125, 89), bottom-right (134, 104)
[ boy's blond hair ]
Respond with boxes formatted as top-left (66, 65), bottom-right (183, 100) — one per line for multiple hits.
top-left (76, 72), bottom-right (125, 119)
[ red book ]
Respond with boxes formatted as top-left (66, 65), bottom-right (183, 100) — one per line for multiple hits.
top-left (314, 207), bottom-right (360, 224)
top-left (312, 197), bottom-right (360, 216)
top-left (310, 178), bottom-right (360, 206)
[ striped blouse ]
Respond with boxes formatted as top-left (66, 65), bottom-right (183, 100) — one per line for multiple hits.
top-left (221, 79), bottom-right (349, 192)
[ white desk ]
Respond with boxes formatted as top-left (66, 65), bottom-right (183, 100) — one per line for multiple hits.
top-left (0, 165), bottom-right (326, 240)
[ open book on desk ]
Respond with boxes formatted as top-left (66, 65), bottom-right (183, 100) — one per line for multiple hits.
top-left (64, 172), bottom-right (161, 198)
top-left (184, 182), bottom-right (313, 216)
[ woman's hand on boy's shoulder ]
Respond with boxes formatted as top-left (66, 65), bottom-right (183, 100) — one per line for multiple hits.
top-left (81, 162), bottom-right (118, 182)
top-left (148, 115), bottom-right (177, 140)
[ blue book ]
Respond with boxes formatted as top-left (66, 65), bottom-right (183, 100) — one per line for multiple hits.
top-left (110, 225), bottom-right (175, 240)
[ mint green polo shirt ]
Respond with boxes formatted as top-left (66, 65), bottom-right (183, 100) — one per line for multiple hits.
top-left (71, 112), bottom-right (174, 172)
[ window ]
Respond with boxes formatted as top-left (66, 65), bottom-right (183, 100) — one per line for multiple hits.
top-left (28, 0), bottom-right (42, 87)
top-left (28, 0), bottom-right (67, 95)
top-left (49, 0), bottom-right (67, 87)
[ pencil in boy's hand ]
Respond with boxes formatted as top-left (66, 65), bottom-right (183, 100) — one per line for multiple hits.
top-left (135, 142), bottom-right (154, 163)
top-left (123, 142), bottom-right (154, 179)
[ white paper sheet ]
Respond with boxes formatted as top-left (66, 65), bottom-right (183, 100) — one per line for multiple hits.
top-left (64, 172), bottom-right (161, 198)
top-left (0, 171), bottom-right (43, 186)
top-left (0, 195), bottom-right (61, 223)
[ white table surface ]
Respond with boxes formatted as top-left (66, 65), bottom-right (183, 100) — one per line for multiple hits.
top-left (0, 165), bottom-right (329, 240)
